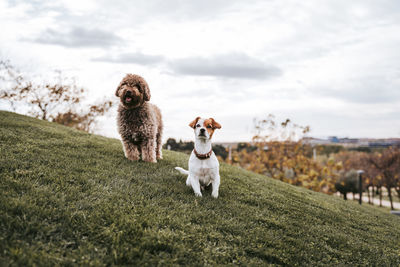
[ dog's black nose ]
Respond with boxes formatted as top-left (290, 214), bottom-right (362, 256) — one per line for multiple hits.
top-left (200, 128), bottom-right (206, 133)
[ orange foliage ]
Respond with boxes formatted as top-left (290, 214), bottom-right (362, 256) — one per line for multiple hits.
top-left (227, 115), bottom-right (341, 194)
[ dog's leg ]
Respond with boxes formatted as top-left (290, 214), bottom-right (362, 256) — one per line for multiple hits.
top-left (185, 174), bottom-right (192, 187)
top-left (211, 175), bottom-right (220, 198)
top-left (156, 132), bottom-right (163, 160)
top-left (141, 139), bottom-right (157, 163)
top-left (190, 177), bottom-right (202, 197)
top-left (123, 141), bottom-right (140, 161)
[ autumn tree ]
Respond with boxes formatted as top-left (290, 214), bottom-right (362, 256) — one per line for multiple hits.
top-left (333, 151), bottom-right (367, 201)
top-left (228, 115), bottom-right (340, 194)
top-left (365, 161), bottom-right (384, 206)
top-left (335, 169), bottom-right (359, 200)
top-left (368, 147), bottom-right (400, 210)
top-left (0, 60), bottom-right (113, 133)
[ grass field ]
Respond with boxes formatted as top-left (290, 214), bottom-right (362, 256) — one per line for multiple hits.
top-left (1, 111), bottom-right (400, 266)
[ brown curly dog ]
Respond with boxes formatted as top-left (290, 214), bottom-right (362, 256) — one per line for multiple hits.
top-left (116, 74), bottom-right (163, 163)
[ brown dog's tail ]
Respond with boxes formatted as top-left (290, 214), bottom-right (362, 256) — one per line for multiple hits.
top-left (175, 167), bottom-right (189, 175)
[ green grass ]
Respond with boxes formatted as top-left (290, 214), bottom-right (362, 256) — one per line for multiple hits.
top-left (1, 111), bottom-right (400, 266)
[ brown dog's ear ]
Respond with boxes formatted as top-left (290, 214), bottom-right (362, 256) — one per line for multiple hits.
top-left (210, 118), bottom-right (221, 129)
top-left (115, 79), bottom-right (126, 97)
top-left (189, 117), bottom-right (201, 129)
top-left (138, 79), bottom-right (151, 101)
top-left (142, 84), bottom-right (151, 101)
top-left (115, 85), bottom-right (121, 97)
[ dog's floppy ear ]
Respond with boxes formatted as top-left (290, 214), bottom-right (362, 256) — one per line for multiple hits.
top-left (116, 77), bottom-right (127, 97)
top-left (189, 117), bottom-right (201, 129)
top-left (138, 78), bottom-right (151, 101)
top-left (115, 83), bottom-right (123, 97)
top-left (210, 118), bottom-right (221, 129)
top-left (142, 84), bottom-right (151, 101)
top-left (115, 87), bottom-right (122, 97)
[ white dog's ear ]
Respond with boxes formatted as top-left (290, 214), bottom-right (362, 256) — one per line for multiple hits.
top-left (210, 118), bottom-right (221, 129)
top-left (189, 117), bottom-right (201, 129)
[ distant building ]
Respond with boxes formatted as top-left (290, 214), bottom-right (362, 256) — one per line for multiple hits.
top-left (328, 136), bottom-right (339, 143)
top-left (303, 137), bottom-right (400, 148)
top-left (217, 137), bottom-right (400, 149)
top-left (302, 137), bottom-right (331, 146)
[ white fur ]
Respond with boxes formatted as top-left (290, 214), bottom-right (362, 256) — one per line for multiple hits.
top-left (175, 118), bottom-right (221, 198)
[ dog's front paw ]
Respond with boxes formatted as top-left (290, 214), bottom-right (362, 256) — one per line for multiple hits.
top-left (126, 154), bottom-right (140, 161)
top-left (195, 192), bottom-right (202, 197)
top-left (211, 191), bottom-right (219, 198)
top-left (142, 151), bottom-right (157, 163)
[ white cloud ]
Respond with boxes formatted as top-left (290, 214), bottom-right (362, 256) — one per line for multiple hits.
top-left (32, 27), bottom-right (123, 48)
top-left (92, 52), bottom-right (165, 65)
top-left (170, 53), bottom-right (282, 80)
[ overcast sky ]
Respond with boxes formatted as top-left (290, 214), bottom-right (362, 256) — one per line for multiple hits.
top-left (1, 0), bottom-right (399, 142)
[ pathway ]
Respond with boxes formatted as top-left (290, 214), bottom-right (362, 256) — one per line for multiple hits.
top-left (360, 196), bottom-right (400, 210)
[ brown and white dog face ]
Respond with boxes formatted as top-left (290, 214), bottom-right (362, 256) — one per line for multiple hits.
top-left (115, 74), bottom-right (151, 109)
top-left (189, 117), bottom-right (221, 140)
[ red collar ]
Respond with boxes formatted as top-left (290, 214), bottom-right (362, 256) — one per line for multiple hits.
top-left (193, 148), bottom-right (213, 160)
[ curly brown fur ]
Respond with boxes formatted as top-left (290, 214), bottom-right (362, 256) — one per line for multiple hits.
top-left (116, 74), bottom-right (163, 163)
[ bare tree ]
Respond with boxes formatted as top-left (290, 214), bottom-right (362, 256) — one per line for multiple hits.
top-left (0, 60), bottom-right (113, 133)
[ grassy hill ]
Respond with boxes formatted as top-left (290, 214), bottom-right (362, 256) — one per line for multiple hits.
top-left (1, 111), bottom-right (400, 266)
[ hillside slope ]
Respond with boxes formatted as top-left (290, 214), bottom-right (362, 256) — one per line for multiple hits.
top-left (1, 111), bottom-right (399, 266)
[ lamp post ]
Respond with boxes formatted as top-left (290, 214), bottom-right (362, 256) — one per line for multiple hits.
top-left (357, 170), bottom-right (364, 205)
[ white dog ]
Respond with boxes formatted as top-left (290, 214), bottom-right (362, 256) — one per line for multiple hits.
top-left (175, 117), bottom-right (222, 198)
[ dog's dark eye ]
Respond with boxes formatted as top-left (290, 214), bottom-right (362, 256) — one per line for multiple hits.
top-left (207, 125), bottom-right (212, 129)
top-left (196, 124), bottom-right (200, 128)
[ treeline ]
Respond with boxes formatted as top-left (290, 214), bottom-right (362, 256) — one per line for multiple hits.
top-left (226, 115), bottom-right (400, 210)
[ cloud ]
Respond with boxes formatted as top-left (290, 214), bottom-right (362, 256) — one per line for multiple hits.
top-left (93, 52), bottom-right (282, 80)
top-left (170, 53), bottom-right (282, 80)
top-left (32, 27), bottom-right (122, 48)
top-left (317, 76), bottom-right (400, 104)
top-left (95, 0), bottom-right (239, 22)
top-left (92, 52), bottom-right (165, 65)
